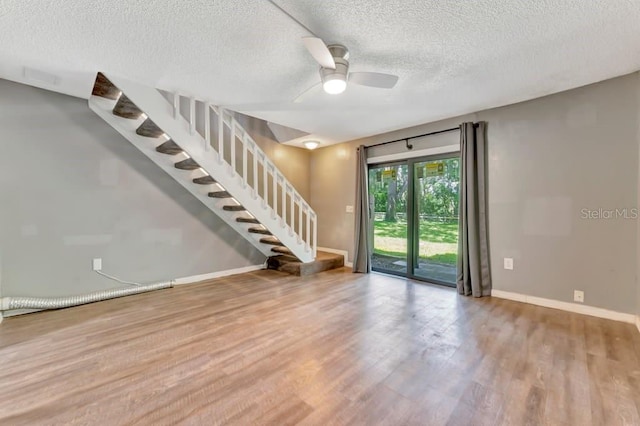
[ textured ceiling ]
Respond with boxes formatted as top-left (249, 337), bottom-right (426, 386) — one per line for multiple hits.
top-left (1, 1), bottom-right (639, 147)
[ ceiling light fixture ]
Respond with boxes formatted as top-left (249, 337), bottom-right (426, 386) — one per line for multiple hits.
top-left (322, 75), bottom-right (347, 94)
top-left (320, 53), bottom-right (349, 95)
top-left (304, 140), bottom-right (320, 150)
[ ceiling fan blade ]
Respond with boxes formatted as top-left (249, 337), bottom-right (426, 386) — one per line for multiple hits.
top-left (302, 37), bottom-right (336, 69)
top-left (293, 82), bottom-right (322, 103)
top-left (349, 72), bottom-right (399, 89)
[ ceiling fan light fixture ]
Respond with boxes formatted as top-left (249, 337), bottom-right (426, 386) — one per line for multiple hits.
top-left (320, 57), bottom-right (349, 95)
top-left (304, 140), bottom-right (320, 150)
top-left (322, 75), bottom-right (347, 94)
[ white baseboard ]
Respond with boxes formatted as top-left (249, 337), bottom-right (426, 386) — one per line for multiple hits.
top-left (173, 264), bottom-right (264, 285)
top-left (491, 289), bottom-right (637, 325)
top-left (317, 247), bottom-right (353, 268)
top-left (636, 315), bottom-right (640, 334)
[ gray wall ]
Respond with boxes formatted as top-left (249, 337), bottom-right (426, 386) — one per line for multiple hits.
top-left (482, 73), bottom-right (638, 314)
top-left (310, 72), bottom-right (640, 314)
top-left (0, 79), bottom-right (265, 306)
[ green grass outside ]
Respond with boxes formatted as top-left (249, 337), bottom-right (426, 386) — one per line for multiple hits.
top-left (373, 219), bottom-right (458, 265)
top-left (374, 219), bottom-right (458, 243)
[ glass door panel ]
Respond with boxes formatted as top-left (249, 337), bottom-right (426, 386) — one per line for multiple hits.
top-left (368, 164), bottom-right (409, 275)
top-left (412, 157), bottom-right (460, 285)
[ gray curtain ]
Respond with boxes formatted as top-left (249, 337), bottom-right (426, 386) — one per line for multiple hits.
top-left (457, 122), bottom-right (492, 297)
top-left (353, 145), bottom-right (371, 273)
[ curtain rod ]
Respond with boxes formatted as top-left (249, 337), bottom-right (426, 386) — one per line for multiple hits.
top-left (365, 126), bottom-right (460, 150)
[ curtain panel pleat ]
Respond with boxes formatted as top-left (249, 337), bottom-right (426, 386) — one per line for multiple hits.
top-left (353, 145), bottom-right (371, 273)
top-left (457, 122), bottom-right (492, 297)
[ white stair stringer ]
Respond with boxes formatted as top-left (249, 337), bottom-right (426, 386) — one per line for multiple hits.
top-left (88, 74), bottom-right (315, 262)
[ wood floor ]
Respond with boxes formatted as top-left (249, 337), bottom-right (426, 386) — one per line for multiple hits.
top-left (1, 268), bottom-right (639, 425)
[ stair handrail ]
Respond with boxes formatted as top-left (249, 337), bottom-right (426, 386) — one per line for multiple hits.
top-left (163, 91), bottom-right (317, 258)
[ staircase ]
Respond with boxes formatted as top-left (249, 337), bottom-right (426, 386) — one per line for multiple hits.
top-left (89, 73), bottom-right (317, 263)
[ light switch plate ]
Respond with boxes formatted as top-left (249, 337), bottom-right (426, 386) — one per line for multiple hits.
top-left (346, 205), bottom-right (354, 213)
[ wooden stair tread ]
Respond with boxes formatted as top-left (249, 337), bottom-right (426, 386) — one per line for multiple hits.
top-left (208, 191), bottom-right (232, 198)
top-left (193, 176), bottom-right (216, 185)
top-left (260, 237), bottom-right (283, 246)
top-left (236, 217), bottom-right (260, 224)
top-left (92, 73), bottom-right (120, 100)
top-left (113, 94), bottom-right (142, 119)
top-left (223, 205), bottom-right (245, 211)
top-left (174, 158), bottom-right (200, 170)
top-left (271, 246), bottom-right (292, 255)
top-left (137, 118), bottom-right (164, 138)
top-left (156, 140), bottom-right (183, 155)
top-left (248, 227), bottom-right (271, 235)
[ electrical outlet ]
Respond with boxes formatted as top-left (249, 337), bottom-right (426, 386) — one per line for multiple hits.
top-left (574, 290), bottom-right (584, 303)
top-left (92, 258), bottom-right (102, 271)
top-left (503, 258), bottom-right (514, 270)
top-left (346, 205), bottom-right (354, 213)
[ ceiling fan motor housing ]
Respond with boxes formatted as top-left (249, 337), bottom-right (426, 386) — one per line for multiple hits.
top-left (327, 44), bottom-right (349, 60)
top-left (320, 57), bottom-right (349, 83)
top-left (321, 44), bottom-right (350, 84)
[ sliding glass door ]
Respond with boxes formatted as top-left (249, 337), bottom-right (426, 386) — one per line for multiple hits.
top-left (369, 154), bottom-right (460, 286)
top-left (412, 157), bottom-right (460, 284)
top-left (369, 163), bottom-right (409, 275)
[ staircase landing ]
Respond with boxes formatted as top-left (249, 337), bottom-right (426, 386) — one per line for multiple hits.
top-left (267, 251), bottom-right (344, 276)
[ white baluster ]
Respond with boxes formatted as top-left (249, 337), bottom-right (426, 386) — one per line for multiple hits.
top-left (173, 92), bottom-right (180, 119)
top-left (242, 134), bottom-right (248, 188)
top-left (272, 167), bottom-right (277, 218)
top-left (298, 197), bottom-right (303, 243)
top-left (189, 97), bottom-right (195, 135)
top-left (204, 102), bottom-right (210, 151)
top-left (230, 120), bottom-right (236, 176)
top-left (253, 143), bottom-right (258, 199)
top-left (218, 107), bottom-right (224, 164)
top-left (306, 205), bottom-right (311, 251)
top-left (281, 177), bottom-right (286, 228)
top-left (290, 187), bottom-right (294, 236)
top-left (262, 155), bottom-right (267, 209)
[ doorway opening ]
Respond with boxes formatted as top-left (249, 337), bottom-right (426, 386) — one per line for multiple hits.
top-left (368, 154), bottom-right (460, 286)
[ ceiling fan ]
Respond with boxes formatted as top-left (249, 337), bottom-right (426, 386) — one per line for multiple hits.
top-left (296, 36), bottom-right (400, 102)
